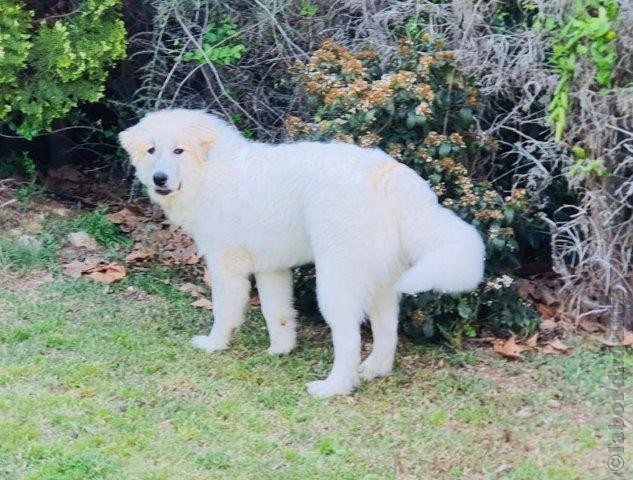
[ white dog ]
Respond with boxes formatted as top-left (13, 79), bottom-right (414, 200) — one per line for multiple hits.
top-left (119, 109), bottom-right (485, 398)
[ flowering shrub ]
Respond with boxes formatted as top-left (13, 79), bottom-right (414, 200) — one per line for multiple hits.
top-left (0, 0), bottom-right (126, 139)
top-left (288, 39), bottom-right (539, 342)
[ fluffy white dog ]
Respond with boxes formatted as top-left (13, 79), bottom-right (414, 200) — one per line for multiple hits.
top-left (119, 109), bottom-right (485, 398)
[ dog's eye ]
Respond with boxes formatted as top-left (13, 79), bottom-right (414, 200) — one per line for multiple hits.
top-left (173, 148), bottom-right (184, 155)
top-left (147, 147), bottom-right (155, 154)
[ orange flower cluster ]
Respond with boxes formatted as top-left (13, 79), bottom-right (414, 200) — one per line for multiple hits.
top-left (285, 116), bottom-right (308, 138)
top-left (424, 131), bottom-right (447, 147)
top-left (359, 133), bottom-right (381, 148)
top-left (293, 40), bottom-right (517, 237)
top-left (475, 209), bottom-right (505, 222)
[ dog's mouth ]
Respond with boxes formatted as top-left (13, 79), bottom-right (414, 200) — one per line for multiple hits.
top-left (154, 183), bottom-right (182, 196)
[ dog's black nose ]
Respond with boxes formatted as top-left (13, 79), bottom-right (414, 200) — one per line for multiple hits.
top-left (153, 172), bottom-right (168, 187)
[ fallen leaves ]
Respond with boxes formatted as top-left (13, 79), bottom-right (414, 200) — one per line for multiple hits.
top-left (177, 282), bottom-right (213, 310)
top-left (107, 206), bottom-right (203, 269)
top-left (125, 249), bottom-right (154, 263)
top-left (516, 277), bottom-right (590, 327)
top-left (86, 263), bottom-right (127, 284)
top-left (107, 206), bottom-right (146, 232)
top-left (191, 297), bottom-right (213, 310)
top-left (63, 258), bottom-right (127, 283)
top-left (178, 282), bottom-right (205, 298)
top-left (539, 338), bottom-right (571, 355)
top-left (493, 336), bottom-right (528, 360)
top-left (62, 258), bottom-right (100, 279)
top-left (526, 333), bottom-right (538, 348)
top-left (492, 333), bottom-right (573, 360)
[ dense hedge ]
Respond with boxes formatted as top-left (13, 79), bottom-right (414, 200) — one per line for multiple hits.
top-left (288, 39), bottom-right (539, 342)
top-left (0, 0), bottom-right (125, 139)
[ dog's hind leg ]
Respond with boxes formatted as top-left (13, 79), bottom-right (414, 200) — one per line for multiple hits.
top-left (255, 270), bottom-right (297, 355)
top-left (191, 271), bottom-right (250, 353)
top-left (359, 287), bottom-right (399, 380)
top-left (306, 264), bottom-right (364, 398)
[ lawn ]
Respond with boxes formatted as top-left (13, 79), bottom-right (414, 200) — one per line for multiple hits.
top-left (0, 202), bottom-right (630, 479)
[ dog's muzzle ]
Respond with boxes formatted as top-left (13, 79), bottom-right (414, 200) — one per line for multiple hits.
top-left (154, 183), bottom-right (181, 196)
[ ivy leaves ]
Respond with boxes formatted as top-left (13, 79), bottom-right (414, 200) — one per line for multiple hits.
top-left (183, 19), bottom-right (246, 67)
top-left (543, 0), bottom-right (619, 142)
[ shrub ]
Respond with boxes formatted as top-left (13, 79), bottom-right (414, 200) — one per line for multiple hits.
top-left (0, 0), bottom-right (126, 139)
top-left (182, 17), bottom-right (246, 67)
top-left (288, 39), bottom-right (539, 343)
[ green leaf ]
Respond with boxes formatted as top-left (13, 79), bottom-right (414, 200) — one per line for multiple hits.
top-left (406, 113), bottom-right (416, 129)
top-left (438, 143), bottom-right (452, 157)
top-left (457, 298), bottom-right (474, 320)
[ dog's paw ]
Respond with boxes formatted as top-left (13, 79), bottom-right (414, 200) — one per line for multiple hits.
top-left (191, 335), bottom-right (228, 353)
top-left (267, 345), bottom-right (294, 355)
top-left (306, 379), bottom-right (354, 399)
top-left (358, 356), bottom-right (393, 380)
top-left (267, 339), bottom-right (295, 356)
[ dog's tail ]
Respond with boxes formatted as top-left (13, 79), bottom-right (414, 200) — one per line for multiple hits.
top-left (389, 168), bottom-right (485, 295)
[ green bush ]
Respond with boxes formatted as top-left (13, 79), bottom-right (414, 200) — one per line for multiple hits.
top-left (288, 39), bottom-right (539, 343)
top-left (182, 17), bottom-right (246, 66)
top-left (0, 0), bottom-right (126, 139)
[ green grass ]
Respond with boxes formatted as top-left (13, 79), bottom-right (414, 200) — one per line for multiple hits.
top-left (59, 206), bottom-right (132, 249)
top-left (1, 268), bottom-right (630, 480)
top-left (0, 202), bottom-right (130, 276)
top-left (0, 202), bottom-right (630, 479)
top-left (0, 235), bottom-right (59, 274)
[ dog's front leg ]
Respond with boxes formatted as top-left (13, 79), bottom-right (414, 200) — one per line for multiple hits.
top-left (255, 270), bottom-right (297, 355)
top-left (191, 269), bottom-right (250, 353)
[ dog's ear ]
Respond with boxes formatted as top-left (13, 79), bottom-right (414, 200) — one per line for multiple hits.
top-left (118, 125), bottom-right (146, 163)
top-left (197, 124), bottom-right (218, 154)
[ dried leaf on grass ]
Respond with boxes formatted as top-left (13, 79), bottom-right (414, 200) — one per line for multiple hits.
top-left (111, 205), bottom-right (203, 269)
top-left (493, 334), bottom-right (572, 360)
top-left (191, 297), bottom-right (213, 310)
top-left (62, 258), bottom-right (100, 279)
top-left (526, 333), bottom-right (538, 348)
top-left (179, 282), bottom-right (205, 298)
top-left (106, 206), bottom-right (146, 232)
top-left (125, 248), bottom-right (154, 263)
top-left (86, 263), bottom-right (127, 284)
top-left (493, 336), bottom-right (528, 360)
top-left (62, 259), bottom-right (126, 283)
top-left (539, 338), bottom-right (571, 355)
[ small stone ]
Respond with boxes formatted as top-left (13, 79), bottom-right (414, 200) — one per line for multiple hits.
top-left (68, 231), bottom-right (97, 250)
top-left (18, 234), bottom-right (41, 249)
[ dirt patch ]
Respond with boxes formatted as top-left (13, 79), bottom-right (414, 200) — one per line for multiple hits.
top-left (2, 271), bottom-right (54, 292)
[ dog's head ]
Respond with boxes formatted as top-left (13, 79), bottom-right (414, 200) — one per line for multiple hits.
top-left (119, 110), bottom-right (218, 198)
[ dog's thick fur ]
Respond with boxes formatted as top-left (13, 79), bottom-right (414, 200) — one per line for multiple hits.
top-left (119, 109), bottom-right (485, 397)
